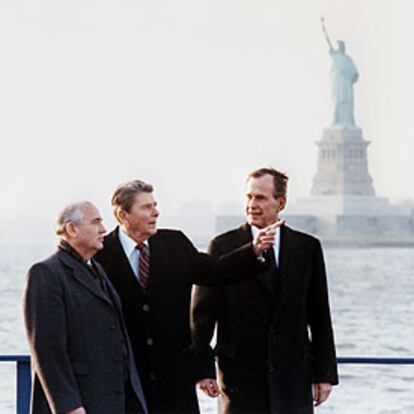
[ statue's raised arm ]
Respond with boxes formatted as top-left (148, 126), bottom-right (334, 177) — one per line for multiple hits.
top-left (321, 16), bottom-right (333, 51)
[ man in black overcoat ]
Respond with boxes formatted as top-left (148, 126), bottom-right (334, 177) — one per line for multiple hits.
top-left (94, 180), bottom-right (278, 413)
top-left (23, 201), bottom-right (148, 414)
top-left (191, 167), bottom-right (339, 414)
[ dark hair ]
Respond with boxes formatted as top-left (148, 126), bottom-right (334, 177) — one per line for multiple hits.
top-left (111, 180), bottom-right (153, 218)
top-left (247, 167), bottom-right (288, 199)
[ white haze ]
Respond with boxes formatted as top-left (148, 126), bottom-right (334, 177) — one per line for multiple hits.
top-left (0, 0), bottom-right (413, 238)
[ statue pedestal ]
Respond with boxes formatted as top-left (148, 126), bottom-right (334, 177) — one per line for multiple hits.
top-left (282, 126), bottom-right (414, 244)
top-left (311, 127), bottom-right (375, 196)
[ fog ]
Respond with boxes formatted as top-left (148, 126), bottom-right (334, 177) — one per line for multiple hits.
top-left (1, 0), bottom-right (413, 239)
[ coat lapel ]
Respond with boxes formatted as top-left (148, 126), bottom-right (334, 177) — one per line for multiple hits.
top-left (58, 251), bottom-right (113, 307)
top-left (236, 223), bottom-right (276, 294)
top-left (106, 228), bottom-right (145, 300)
top-left (146, 234), bottom-right (160, 295)
top-left (235, 223), bottom-right (253, 245)
top-left (93, 260), bottom-right (123, 311)
top-left (256, 259), bottom-right (277, 294)
top-left (272, 226), bottom-right (308, 326)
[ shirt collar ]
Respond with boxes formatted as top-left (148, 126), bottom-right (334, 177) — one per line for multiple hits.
top-left (118, 228), bottom-right (149, 257)
top-left (58, 239), bottom-right (88, 265)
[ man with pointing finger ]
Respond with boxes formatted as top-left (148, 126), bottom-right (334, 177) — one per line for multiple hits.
top-left (94, 179), bottom-right (280, 413)
top-left (191, 167), bottom-right (338, 414)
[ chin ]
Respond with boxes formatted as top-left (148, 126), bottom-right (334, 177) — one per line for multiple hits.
top-left (248, 218), bottom-right (262, 228)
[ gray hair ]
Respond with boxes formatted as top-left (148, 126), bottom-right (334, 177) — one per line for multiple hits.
top-left (111, 179), bottom-right (153, 221)
top-left (55, 203), bottom-right (85, 236)
top-left (247, 167), bottom-right (289, 199)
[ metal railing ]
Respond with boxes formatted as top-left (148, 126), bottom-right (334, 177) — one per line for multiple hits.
top-left (0, 355), bottom-right (31, 414)
top-left (1, 355), bottom-right (414, 414)
top-left (337, 356), bottom-right (414, 365)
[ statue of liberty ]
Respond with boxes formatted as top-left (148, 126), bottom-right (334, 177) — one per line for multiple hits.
top-left (321, 18), bottom-right (359, 129)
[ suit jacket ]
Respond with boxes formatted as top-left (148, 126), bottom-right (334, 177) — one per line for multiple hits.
top-left (94, 227), bottom-right (259, 414)
top-left (23, 249), bottom-right (148, 414)
top-left (191, 224), bottom-right (338, 414)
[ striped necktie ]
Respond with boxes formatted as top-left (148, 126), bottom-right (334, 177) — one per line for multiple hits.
top-left (137, 243), bottom-right (150, 290)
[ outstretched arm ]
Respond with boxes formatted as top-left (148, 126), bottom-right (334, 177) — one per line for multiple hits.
top-left (321, 16), bottom-right (334, 51)
top-left (189, 220), bottom-right (284, 286)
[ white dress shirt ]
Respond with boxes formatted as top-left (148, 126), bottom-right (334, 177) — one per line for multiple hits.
top-left (118, 228), bottom-right (149, 282)
top-left (251, 224), bottom-right (281, 267)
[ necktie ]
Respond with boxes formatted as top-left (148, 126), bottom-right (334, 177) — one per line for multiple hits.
top-left (263, 247), bottom-right (280, 294)
top-left (137, 243), bottom-right (150, 290)
top-left (265, 247), bottom-right (277, 269)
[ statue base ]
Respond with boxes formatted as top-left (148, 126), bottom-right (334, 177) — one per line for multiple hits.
top-left (311, 127), bottom-right (375, 196)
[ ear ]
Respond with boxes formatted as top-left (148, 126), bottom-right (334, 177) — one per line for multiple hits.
top-left (278, 196), bottom-right (287, 212)
top-left (117, 209), bottom-right (128, 225)
top-left (65, 222), bottom-right (78, 238)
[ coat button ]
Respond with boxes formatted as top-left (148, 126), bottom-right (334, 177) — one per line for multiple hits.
top-left (112, 355), bottom-right (121, 363)
top-left (268, 364), bottom-right (275, 373)
top-left (149, 371), bottom-right (157, 380)
top-left (142, 304), bottom-right (150, 312)
top-left (147, 338), bottom-right (154, 346)
top-left (110, 324), bottom-right (116, 330)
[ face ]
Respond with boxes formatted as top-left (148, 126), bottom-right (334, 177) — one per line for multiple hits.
top-left (69, 202), bottom-right (106, 259)
top-left (118, 192), bottom-right (159, 242)
top-left (245, 175), bottom-right (286, 229)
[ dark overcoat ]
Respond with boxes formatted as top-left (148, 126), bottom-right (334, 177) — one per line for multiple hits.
top-left (191, 224), bottom-right (338, 414)
top-left (23, 249), bottom-right (148, 414)
top-left (95, 227), bottom-right (258, 414)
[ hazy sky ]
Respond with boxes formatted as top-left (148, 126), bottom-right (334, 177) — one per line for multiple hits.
top-left (1, 0), bottom-right (413, 225)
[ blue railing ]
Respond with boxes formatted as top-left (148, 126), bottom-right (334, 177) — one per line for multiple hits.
top-left (0, 355), bottom-right (31, 414)
top-left (337, 356), bottom-right (414, 365)
top-left (1, 355), bottom-right (414, 414)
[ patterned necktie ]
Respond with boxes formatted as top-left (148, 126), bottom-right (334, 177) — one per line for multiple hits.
top-left (137, 243), bottom-right (150, 290)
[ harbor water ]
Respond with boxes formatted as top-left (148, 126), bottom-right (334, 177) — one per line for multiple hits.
top-left (1, 241), bottom-right (413, 413)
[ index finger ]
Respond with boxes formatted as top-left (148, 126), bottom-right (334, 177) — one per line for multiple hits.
top-left (267, 219), bottom-right (285, 231)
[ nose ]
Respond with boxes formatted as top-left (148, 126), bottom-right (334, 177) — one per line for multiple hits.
top-left (247, 197), bottom-right (257, 210)
top-left (99, 222), bottom-right (106, 233)
top-left (152, 207), bottom-right (160, 217)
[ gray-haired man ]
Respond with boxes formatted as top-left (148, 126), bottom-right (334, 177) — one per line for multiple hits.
top-left (191, 167), bottom-right (338, 414)
top-left (23, 201), bottom-right (148, 414)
